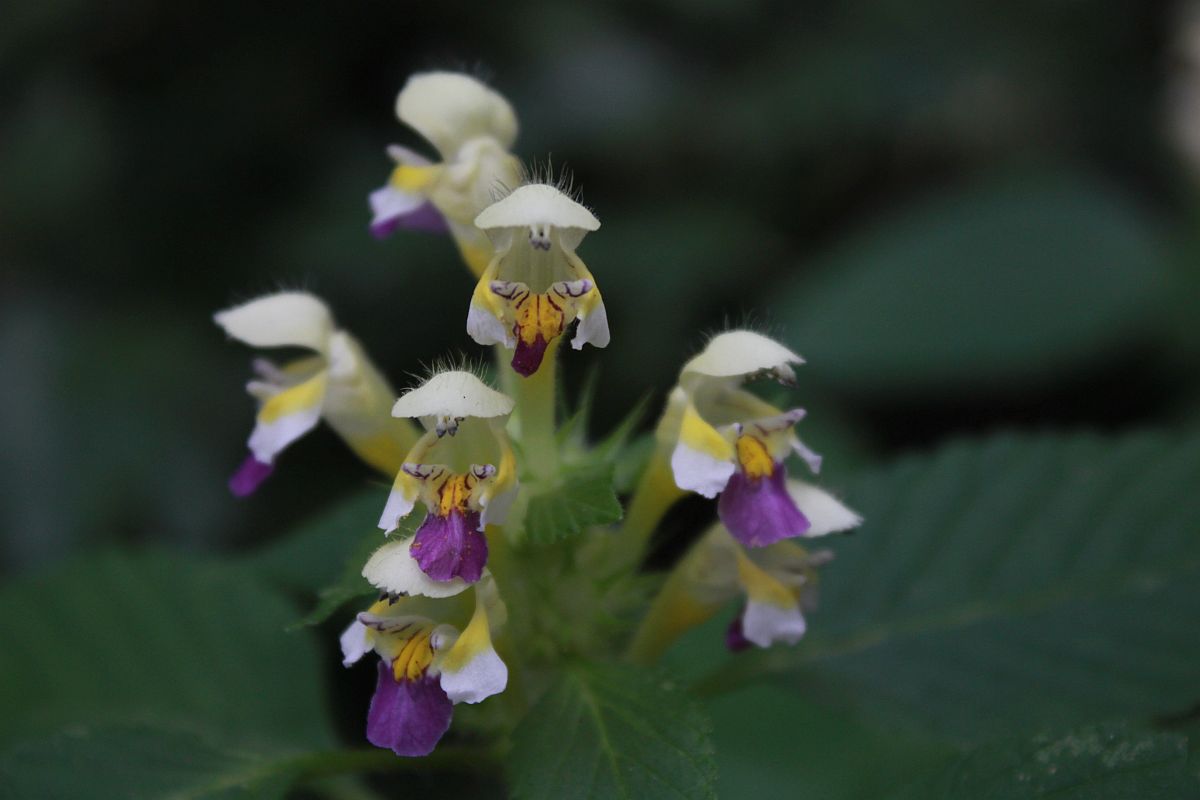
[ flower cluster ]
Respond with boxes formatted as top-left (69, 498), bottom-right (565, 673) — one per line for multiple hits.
top-left (216, 71), bottom-right (859, 757)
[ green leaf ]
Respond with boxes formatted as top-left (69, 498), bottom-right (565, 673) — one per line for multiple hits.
top-left (246, 488), bottom-right (388, 592)
top-left (777, 172), bottom-right (1170, 397)
top-left (0, 552), bottom-right (332, 749)
top-left (292, 508), bottom-right (426, 629)
top-left (710, 685), bottom-right (952, 800)
top-left (0, 723), bottom-right (298, 800)
top-left (523, 463), bottom-right (623, 545)
top-left (590, 395), bottom-right (649, 465)
top-left (508, 662), bottom-right (717, 799)
top-left (557, 365), bottom-right (600, 451)
top-left (886, 723), bottom-right (1195, 799)
top-left (695, 429), bottom-right (1200, 742)
top-left (0, 722), bottom-right (426, 800)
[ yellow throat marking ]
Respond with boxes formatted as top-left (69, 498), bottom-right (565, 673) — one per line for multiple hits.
top-left (392, 626), bottom-right (437, 682)
top-left (736, 434), bottom-right (775, 480)
top-left (514, 292), bottom-right (566, 346)
top-left (389, 164), bottom-right (436, 193)
top-left (437, 472), bottom-right (478, 517)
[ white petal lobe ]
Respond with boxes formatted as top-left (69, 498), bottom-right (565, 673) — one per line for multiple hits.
top-left (475, 184), bottom-right (600, 232)
top-left (572, 299), bottom-right (611, 350)
top-left (786, 481), bottom-right (862, 536)
top-left (681, 330), bottom-right (803, 381)
top-left (214, 292), bottom-right (334, 352)
top-left (742, 600), bottom-right (807, 648)
top-left (670, 442), bottom-right (735, 498)
top-left (377, 487), bottom-right (417, 532)
top-left (439, 646), bottom-right (508, 704)
top-left (392, 371), bottom-right (514, 420)
top-left (339, 621), bottom-right (371, 667)
top-left (247, 400), bottom-right (325, 464)
top-left (467, 303), bottom-right (513, 348)
top-left (362, 539), bottom-right (470, 599)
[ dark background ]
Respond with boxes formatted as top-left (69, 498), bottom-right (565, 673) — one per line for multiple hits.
top-left (2, 0), bottom-right (1197, 574)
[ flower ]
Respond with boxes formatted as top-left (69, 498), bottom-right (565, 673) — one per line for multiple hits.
top-left (657, 330), bottom-right (823, 547)
top-left (466, 183), bottom-right (609, 377)
top-left (369, 72), bottom-right (522, 276)
top-left (375, 370), bottom-right (517, 584)
top-left (214, 292), bottom-right (418, 496)
top-left (631, 479), bottom-right (860, 658)
top-left (340, 574), bottom-right (508, 757)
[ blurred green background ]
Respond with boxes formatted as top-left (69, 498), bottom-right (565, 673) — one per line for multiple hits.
top-left (4, 1), bottom-right (1195, 568)
top-left (3, 1), bottom-right (1200, 796)
top-left (4, 0), bottom-right (1195, 571)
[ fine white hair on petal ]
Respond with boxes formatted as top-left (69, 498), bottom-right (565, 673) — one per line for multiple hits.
top-left (214, 292), bottom-right (334, 353)
top-left (396, 72), bottom-right (518, 156)
top-left (339, 620), bottom-right (372, 667)
top-left (670, 442), bottom-right (736, 499)
top-left (572, 299), bottom-right (611, 350)
top-left (466, 302), bottom-right (514, 348)
top-left (742, 599), bottom-right (807, 647)
top-left (681, 330), bottom-right (803, 381)
top-left (362, 539), bottom-right (470, 599)
top-left (786, 481), bottom-right (862, 537)
top-left (247, 396), bottom-right (325, 464)
top-left (377, 486), bottom-right (417, 532)
top-left (440, 646), bottom-right (508, 704)
top-left (392, 370), bottom-right (514, 420)
top-left (474, 184), bottom-right (600, 232)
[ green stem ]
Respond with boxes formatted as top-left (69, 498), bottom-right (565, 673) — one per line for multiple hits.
top-left (494, 343), bottom-right (519, 400)
top-left (482, 524), bottom-right (532, 714)
top-left (502, 338), bottom-right (561, 481)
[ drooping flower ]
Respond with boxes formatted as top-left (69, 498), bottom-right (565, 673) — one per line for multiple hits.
top-left (369, 72), bottom-right (522, 276)
top-left (340, 574), bottom-right (508, 757)
top-left (630, 479), bottom-right (860, 659)
top-left (657, 330), bottom-right (822, 547)
top-left (467, 183), bottom-right (609, 376)
top-left (375, 371), bottom-right (517, 584)
top-left (214, 292), bottom-right (419, 496)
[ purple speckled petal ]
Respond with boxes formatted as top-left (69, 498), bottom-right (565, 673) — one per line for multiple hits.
top-left (366, 661), bottom-right (453, 757)
top-left (411, 510), bottom-right (488, 583)
top-left (725, 610), bottom-right (752, 653)
top-left (228, 454), bottom-right (274, 497)
top-left (511, 335), bottom-right (550, 377)
top-left (718, 462), bottom-right (810, 547)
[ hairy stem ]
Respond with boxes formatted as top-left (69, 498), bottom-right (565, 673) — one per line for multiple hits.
top-left (505, 338), bottom-right (561, 481)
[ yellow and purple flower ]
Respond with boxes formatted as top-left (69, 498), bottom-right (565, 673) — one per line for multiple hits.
top-left (340, 574), bottom-right (508, 757)
top-left (214, 291), bottom-right (418, 496)
top-left (467, 183), bottom-right (609, 376)
top-left (630, 478), bottom-right (860, 659)
top-left (658, 331), bottom-right (822, 547)
top-left (375, 371), bottom-right (517, 584)
top-left (369, 72), bottom-right (522, 276)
